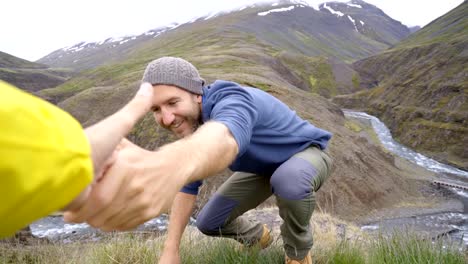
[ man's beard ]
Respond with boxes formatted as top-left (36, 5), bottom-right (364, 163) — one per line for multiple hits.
top-left (173, 116), bottom-right (202, 138)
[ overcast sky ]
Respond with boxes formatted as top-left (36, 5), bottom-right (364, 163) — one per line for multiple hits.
top-left (0, 0), bottom-right (464, 61)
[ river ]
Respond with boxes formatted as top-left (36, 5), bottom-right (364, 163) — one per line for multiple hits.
top-left (30, 110), bottom-right (468, 247)
top-left (343, 110), bottom-right (468, 248)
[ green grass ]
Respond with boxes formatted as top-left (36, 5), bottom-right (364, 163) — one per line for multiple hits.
top-left (324, 240), bottom-right (366, 264)
top-left (395, 2), bottom-right (467, 48)
top-left (369, 232), bottom-right (466, 264)
top-left (38, 78), bottom-right (95, 101)
top-left (352, 73), bottom-right (360, 90)
top-left (1, 228), bottom-right (465, 264)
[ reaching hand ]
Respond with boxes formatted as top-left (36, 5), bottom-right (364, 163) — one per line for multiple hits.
top-left (64, 83), bottom-right (154, 211)
top-left (158, 249), bottom-right (181, 264)
top-left (64, 138), bottom-right (188, 231)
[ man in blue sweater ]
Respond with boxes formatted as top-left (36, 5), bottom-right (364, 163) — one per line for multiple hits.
top-left (67, 57), bottom-right (332, 264)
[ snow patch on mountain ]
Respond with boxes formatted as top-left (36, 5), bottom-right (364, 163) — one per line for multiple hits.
top-left (347, 3), bottom-right (362, 8)
top-left (322, 3), bottom-right (344, 17)
top-left (347, 15), bottom-right (358, 31)
top-left (258, 5), bottom-right (295, 16)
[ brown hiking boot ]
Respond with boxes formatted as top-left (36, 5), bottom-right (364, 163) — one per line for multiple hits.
top-left (236, 224), bottom-right (273, 251)
top-left (285, 251), bottom-right (312, 264)
top-left (242, 224), bottom-right (273, 250)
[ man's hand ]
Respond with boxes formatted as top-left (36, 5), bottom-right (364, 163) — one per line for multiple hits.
top-left (158, 248), bottom-right (181, 264)
top-left (64, 139), bottom-right (188, 231)
top-left (63, 83), bottom-right (153, 211)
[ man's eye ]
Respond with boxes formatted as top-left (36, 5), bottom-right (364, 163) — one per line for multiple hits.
top-left (168, 101), bottom-right (178, 106)
top-left (151, 107), bottom-right (160, 112)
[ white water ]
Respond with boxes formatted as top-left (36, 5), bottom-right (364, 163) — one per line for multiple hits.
top-left (344, 110), bottom-right (468, 248)
top-left (30, 214), bottom-right (195, 242)
top-left (343, 110), bottom-right (468, 177)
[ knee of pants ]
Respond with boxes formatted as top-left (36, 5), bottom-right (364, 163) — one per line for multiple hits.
top-left (196, 215), bottom-right (216, 235)
top-left (196, 193), bottom-right (238, 234)
top-left (270, 157), bottom-right (317, 200)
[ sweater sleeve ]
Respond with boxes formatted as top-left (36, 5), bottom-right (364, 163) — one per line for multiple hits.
top-left (0, 81), bottom-right (93, 238)
top-left (207, 84), bottom-right (258, 157)
top-left (180, 180), bottom-right (203, 195)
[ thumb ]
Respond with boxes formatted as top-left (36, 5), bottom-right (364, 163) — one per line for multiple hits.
top-left (136, 82), bottom-right (154, 98)
top-left (125, 82), bottom-right (154, 118)
top-left (118, 138), bottom-right (138, 149)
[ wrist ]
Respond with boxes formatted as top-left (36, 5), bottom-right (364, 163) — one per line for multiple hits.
top-left (123, 94), bottom-right (151, 123)
top-left (163, 241), bottom-right (180, 253)
top-left (149, 147), bottom-right (194, 186)
top-left (117, 106), bottom-right (139, 134)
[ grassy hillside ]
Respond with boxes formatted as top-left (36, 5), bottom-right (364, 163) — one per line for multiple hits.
top-left (0, 51), bottom-right (73, 92)
top-left (0, 51), bottom-right (46, 69)
top-left (333, 1), bottom-right (468, 170)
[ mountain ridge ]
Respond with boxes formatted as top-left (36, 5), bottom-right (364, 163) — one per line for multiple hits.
top-left (37, 0), bottom-right (410, 73)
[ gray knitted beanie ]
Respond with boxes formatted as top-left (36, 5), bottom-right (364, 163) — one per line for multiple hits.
top-left (142, 57), bottom-right (205, 95)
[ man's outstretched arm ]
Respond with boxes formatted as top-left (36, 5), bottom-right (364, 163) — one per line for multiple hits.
top-left (64, 121), bottom-right (238, 231)
top-left (159, 121), bottom-right (239, 183)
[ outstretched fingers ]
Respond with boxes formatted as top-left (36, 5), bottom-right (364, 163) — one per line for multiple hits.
top-left (64, 157), bottom-right (128, 224)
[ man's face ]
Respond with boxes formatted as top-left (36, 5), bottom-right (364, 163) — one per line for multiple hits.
top-left (151, 84), bottom-right (202, 138)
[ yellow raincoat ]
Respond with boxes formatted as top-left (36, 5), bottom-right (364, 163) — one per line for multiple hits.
top-left (0, 81), bottom-right (93, 238)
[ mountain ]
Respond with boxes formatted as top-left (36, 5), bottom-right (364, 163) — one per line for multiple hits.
top-left (333, 1), bottom-right (468, 170)
top-left (409, 26), bottom-right (421, 33)
top-left (37, 0), bottom-right (410, 98)
top-left (36, 24), bottom-right (179, 73)
top-left (0, 51), bottom-right (73, 92)
top-left (25, 1), bottom-right (435, 220)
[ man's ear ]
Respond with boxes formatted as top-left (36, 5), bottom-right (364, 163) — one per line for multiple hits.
top-left (196, 94), bottom-right (202, 103)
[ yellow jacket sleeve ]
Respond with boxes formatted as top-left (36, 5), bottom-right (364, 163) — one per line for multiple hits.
top-left (0, 81), bottom-right (93, 238)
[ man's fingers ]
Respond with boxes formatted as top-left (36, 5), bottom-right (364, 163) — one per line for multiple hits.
top-left (61, 186), bottom-right (91, 212)
top-left (100, 198), bottom-right (142, 231)
top-left (118, 138), bottom-right (138, 149)
top-left (113, 195), bottom-right (171, 231)
top-left (112, 195), bottom-right (156, 231)
top-left (64, 160), bottom-right (127, 223)
top-left (85, 175), bottom-right (142, 228)
top-left (95, 150), bottom-right (119, 183)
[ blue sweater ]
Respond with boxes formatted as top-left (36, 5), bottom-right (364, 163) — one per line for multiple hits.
top-left (181, 80), bottom-right (332, 194)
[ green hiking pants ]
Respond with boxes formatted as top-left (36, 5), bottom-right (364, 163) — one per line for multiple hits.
top-left (196, 146), bottom-right (333, 259)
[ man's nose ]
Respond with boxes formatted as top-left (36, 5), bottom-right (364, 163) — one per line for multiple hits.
top-left (161, 109), bottom-right (175, 126)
